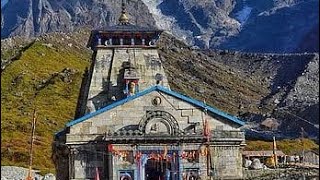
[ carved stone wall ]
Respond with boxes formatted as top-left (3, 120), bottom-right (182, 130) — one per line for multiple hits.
top-left (67, 91), bottom-right (240, 143)
top-left (81, 48), bottom-right (170, 116)
top-left (64, 143), bottom-right (243, 179)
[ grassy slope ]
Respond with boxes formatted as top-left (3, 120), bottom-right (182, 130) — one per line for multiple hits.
top-left (158, 33), bottom-right (269, 116)
top-left (245, 138), bottom-right (319, 155)
top-left (1, 31), bottom-right (91, 173)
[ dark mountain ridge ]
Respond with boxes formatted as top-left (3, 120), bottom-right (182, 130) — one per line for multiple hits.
top-left (1, 0), bottom-right (319, 53)
top-left (1, 0), bottom-right (156, 38)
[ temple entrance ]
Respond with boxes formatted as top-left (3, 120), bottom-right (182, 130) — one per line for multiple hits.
top-left (145, 159), bottom-right (173, 180)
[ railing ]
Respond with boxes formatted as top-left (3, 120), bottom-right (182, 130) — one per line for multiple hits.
top-left (104, 130), bottom-right (245, 141)
top-left (66, 130), bottom-right (245, 144)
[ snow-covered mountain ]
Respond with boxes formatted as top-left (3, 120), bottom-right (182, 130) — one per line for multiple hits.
top-left (142, 0), bottom-right (319, 52)
top-left (1, 0), bottom-right (319, 53)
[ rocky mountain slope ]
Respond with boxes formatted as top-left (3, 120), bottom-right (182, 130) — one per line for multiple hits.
top-left (1, 0), bottom-right (319, 53)
top-left (202, 50), bottom-right (319, 139)
top-left (1, 30), bottom-right (318, 172)
top-left (1, 0), bottom-right (156, 38)
top-left (218, 0), bottom-right (319, 52)
top-left (159, 33), bottom-right (319, 139)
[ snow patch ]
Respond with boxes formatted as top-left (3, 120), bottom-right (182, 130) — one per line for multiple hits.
top-left (140, 0), bottom-right (176, 30)
top-left (141, 0), bottom-right (194, 44)
top-left (234, 5), bottom-right (252, 26)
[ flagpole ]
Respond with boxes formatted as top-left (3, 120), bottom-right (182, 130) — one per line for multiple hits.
top-left (203, 99), bottom-right (211, 177)
top-left (26, 108), bottom-right (37, 180)
top-left (301, 127), bottom-right (305, 165)
top-left (273, 136), bottom-right (277, 168)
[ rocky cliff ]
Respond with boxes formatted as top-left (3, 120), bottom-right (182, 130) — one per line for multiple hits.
top-left (1, 0), bottom-right (319, 53)
top-left (1, 0), bottom-right (156, 38)
top-left (144, 0), bottom-right (319, 53)
top-left (158, 33), bottom-right (319, 140)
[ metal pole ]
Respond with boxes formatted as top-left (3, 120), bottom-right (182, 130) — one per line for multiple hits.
top-left (26, 109), bottom-right (37, 180)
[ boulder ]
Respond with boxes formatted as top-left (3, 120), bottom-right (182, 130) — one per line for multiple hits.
top-left (250, 158), bottom-right (264, 169)
top-left (243, 159), bottom-right (252, 168)
top-left (43, 173), bottom-right (56, 180)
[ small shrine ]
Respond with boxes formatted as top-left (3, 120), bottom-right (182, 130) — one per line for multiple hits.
top-left (53, 1), bottom-right (246, 180)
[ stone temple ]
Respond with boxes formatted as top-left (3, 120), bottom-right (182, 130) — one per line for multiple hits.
top-left (54, 2), bottom-right (246, 180)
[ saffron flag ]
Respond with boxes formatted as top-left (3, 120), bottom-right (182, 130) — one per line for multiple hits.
top-left (95, 167), bottom-right (100, 180)
top-left (203, 99), bottom-right (210, 141)
top-left (273, 136), bottom-right (278, 167)
top-left (107, 144), bottom-right (113, 152)
top-left (204, 118), bottom-right (210, 141)
top-left (163, 145), bottom-right (168, 159)
top-left (273, 136), bottom-right (277, 152)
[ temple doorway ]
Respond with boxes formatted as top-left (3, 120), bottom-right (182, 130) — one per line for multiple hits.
top-left (145, 159), bottom-right (173, 180)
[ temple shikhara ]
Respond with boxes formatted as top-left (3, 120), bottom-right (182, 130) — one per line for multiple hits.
top-left (54, 2), bottom-right (246, 179)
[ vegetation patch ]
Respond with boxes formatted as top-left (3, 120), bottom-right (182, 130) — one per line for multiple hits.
top-left (245, 138), bottom-right (319, 155)
top-left (1, 32), bottom-right (91, 173)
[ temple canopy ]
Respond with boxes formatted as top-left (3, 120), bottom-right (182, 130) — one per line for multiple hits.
top-left (87, 0), bottom-right (162, 49)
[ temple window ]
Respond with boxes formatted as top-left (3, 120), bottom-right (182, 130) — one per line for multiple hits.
top-left (123, 65), bottom-right (140, 96)
top-left (128, 81), bottom-right (136, 94)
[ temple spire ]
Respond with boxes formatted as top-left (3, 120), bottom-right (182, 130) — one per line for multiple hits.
top-left (119, 0), bottom-right (130, 25)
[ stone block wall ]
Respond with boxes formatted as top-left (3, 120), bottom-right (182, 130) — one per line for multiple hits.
top-left (68, 91), bottom-right (240, 142)
top-left (68, 144), bottom-right (107, 180)
top-left (65, 143), bottom-right (244, 179)
top-left (210, 146), bottom-right (243, 179)
top-left (65, 86), bottom-right (244, 180)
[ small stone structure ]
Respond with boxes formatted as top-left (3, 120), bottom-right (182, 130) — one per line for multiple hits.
top-left (299, 150), bottom-right (319, 165)
top-left (242, 150), bottom-right (286, 167)
top-left (53, 2), bottom-right (246, 180)
top-left (260, 118), bottom-right (279, 131)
